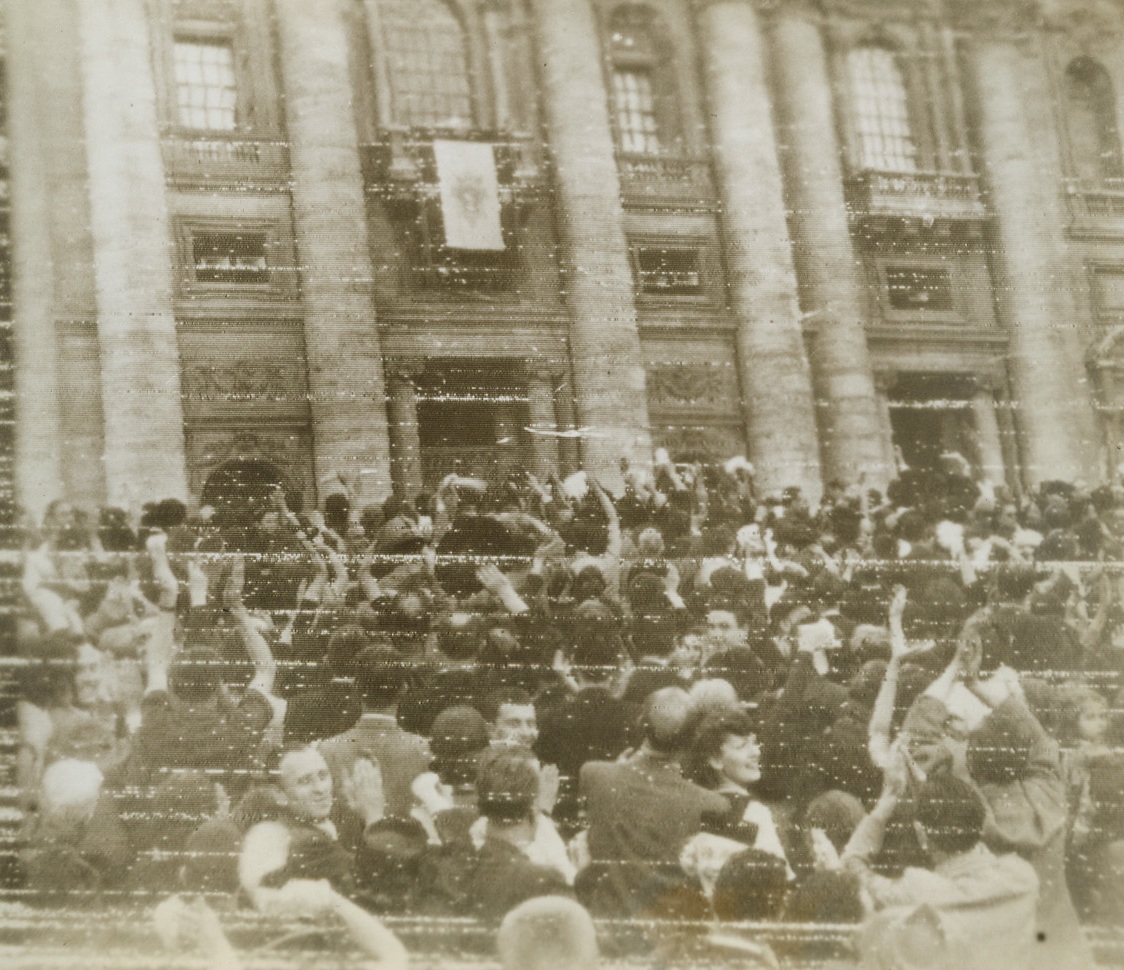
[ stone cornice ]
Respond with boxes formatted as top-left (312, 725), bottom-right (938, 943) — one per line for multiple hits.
top-left (1041, 0), bottom-right (1124, 49)
top-left (945, 0), bottom-right (1042, 36)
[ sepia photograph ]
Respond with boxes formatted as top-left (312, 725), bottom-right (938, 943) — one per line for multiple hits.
top-left (2, 0), bottom-right (1123, 966)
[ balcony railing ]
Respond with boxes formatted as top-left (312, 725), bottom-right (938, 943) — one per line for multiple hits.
top-left (360, 130), bottom-right (542, 204)
top-left (161, 135), bottom-right (289, 186)
top-left (616, 152), bottom-right (714, 204)
top-left (1066, 179), bottom-right (1124, 227)
top-left (845, 169), bottom-right (986, 223)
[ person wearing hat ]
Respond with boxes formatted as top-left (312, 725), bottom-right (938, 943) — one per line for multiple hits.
top-left (409, 705), bottom-right (491, 846)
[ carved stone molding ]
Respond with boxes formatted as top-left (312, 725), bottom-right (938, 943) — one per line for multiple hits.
top-left (182, 360), bottom-right (308, 403)
top-left (645, 360), bottom-right (740, 411)
top-left (185, 427), bottom-right (314, 494)
top-left (946, 0), bottom-right (1041, 35)
top-left (1042, 0), bottom-right (1123, 50)
top-left (653, 424), bottom-right (746, 460)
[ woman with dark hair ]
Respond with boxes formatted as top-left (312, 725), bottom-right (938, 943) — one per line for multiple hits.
top-left (683, 709), bottom-right (792, 877)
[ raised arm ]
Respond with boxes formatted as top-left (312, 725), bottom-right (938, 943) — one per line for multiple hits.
top-left (869, 586), bottom-right (908, 770)
top-left (223, 556), bottom-right (277, 697)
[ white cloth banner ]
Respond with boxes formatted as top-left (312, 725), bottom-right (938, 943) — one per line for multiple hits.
top-left (433, 139), bottom-right (505, 251)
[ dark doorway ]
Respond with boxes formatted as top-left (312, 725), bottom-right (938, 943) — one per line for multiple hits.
top-left (888, 374), bottom-right (977, 474)
top-left (416, 363), bottom-right (531, 487)
top-left (201, 459), bottom-right (287, 512)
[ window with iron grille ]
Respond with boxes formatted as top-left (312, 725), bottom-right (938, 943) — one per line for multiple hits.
top-left (885, 265), bottom-right (952, 311)
top-left (174, 39), bottom-right (237, 131)
top-left (381, 0), bottom-right (474, 128)
top-left (848, 46), bottom-right (917, 172)
top-left (636, 246), bottom-right (702, 295)
top-left (192, 231), bottom-right (268, 284)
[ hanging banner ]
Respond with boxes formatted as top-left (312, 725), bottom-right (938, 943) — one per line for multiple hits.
top-left (433, 139), bottom-right (505, 251)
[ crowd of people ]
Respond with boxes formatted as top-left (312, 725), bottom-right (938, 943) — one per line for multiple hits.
top-left (12, 448), bottom-right (1124, 968)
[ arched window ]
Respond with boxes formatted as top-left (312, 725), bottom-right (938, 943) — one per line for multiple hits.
top-left (607, 5), bottom-right (679, 156)
top-left (847, 45), bottom-right (917, 172)
top-left (1065, 58), bottom-right (1123, 182)
top-left (381, 0), bottom-right (474, 128)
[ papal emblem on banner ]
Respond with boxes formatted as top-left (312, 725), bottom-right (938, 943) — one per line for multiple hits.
top-left (433, 139), bottom-right (505, 252)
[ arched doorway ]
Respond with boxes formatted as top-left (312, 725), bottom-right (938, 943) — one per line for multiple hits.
top-left (201, 459), bottom-right (288, 513)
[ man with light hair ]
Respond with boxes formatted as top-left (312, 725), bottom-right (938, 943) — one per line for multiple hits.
top-left (497, 896), bottom-right (599, 970)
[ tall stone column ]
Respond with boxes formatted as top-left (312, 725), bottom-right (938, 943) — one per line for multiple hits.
top-left (695, 0), bottom-right (822, 498)
top-left (528, 0), bottom-right (651, 491)
top-left (526, 367), bottom-right (561, 479)
top-left (972, 375), bottom-right (1006, 486)
top-left (275, 0), bottom-right (392, 506)
top-left (8, 0), bottom-right (62, 517)
top-left (386, 362), bottom-right (423, 498)
top-left (76, 0), bottom-right (187, 507)
top-left (767, 4), bottom-right (888, 486)
top-left (957, 14), bottom-right (1099, 484)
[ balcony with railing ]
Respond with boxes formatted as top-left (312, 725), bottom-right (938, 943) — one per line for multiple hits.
top-left (161, 134), bottom-right (290, 188)
top-left (615, 152), bottom-right (714, 206)
top-left (1066, 179), bottom-right (1124, 234)
top-left (359, 129), bottom-right (543, 205)
top-left (845, 169), bottom-right (987, 225)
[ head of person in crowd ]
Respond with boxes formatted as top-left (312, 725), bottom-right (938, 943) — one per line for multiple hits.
top-left (497, 896), bottom-right (600, 970)
top-left (711, 848), bottom-right (789, 922)
top-left (19, 631), bottom-right (84, 710)
top-left (796, 616), bottom-right (847, 677)
top-left (688, 678), bottom-right (741, 718)
top-left (801, 789), bottom-right (867, 860)
top-left (429, 705), bottom-right (491, 788)
top-left (476, 747), bottom-right (539, 828)
top-left (485, 688), bottom-right (539, 752)
top-left (781, 870), bottom-right (863, 960)
top-left (41, 499), bottom-right (86, 550)
top-left (966, 701), bottom-right (1039, 786)
top-left (703, 646), bottom-right (771, 702)
top-left (274, 745), bottom-right (334, 822)
top-left (912, 773), bottom-right (986, 863)
top-left (624, 571), bottom-right (676, 619)
top-left (566, 614), bottom-right (628, 691)
top-left (39, 758), bottom-right (104, 826)
top-left (631, 611), bottom-right (679, 663)
top-left (97, 506), bottom-right (136, 552)
top-left (167, 646), bottom-right (228, 711)
top-left (353, 643), bottom-right (409, 714)
top-left (1055, 682), bottom-right (1111, 748)
top-left (684, 709), bottom-right (761, 793)
top-left (641, 686), bottom-right (699, 757)
top-left (369, 591), bottom-right (435, 657)
top-left (636, 526), bottom-right (665, 560)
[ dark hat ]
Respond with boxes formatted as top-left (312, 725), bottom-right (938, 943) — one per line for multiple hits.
top-left (430, 705), bottom-right (490, 760)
